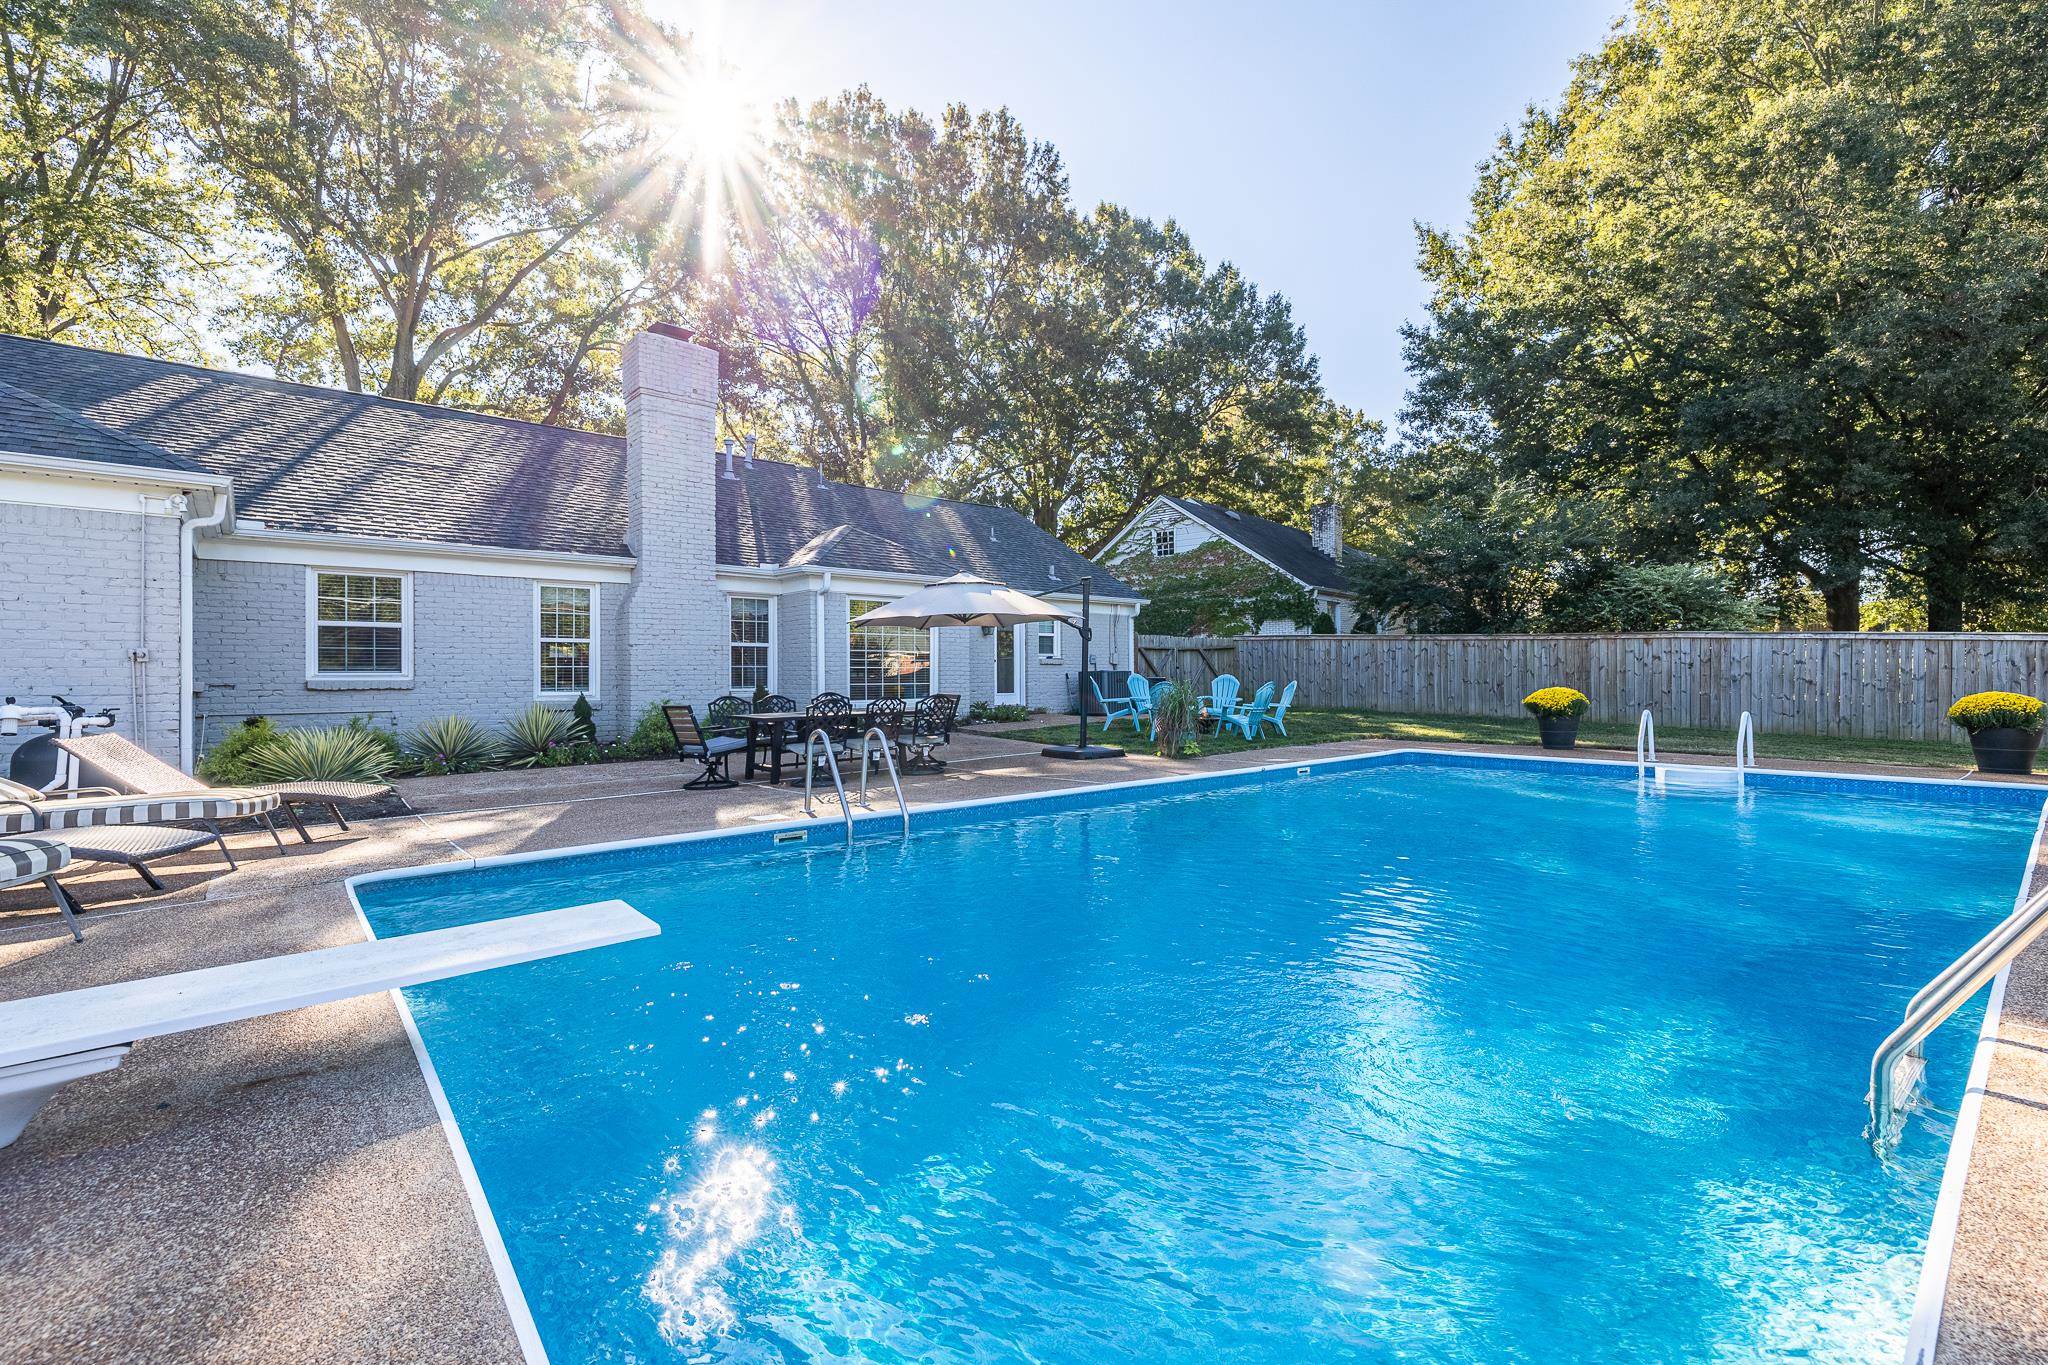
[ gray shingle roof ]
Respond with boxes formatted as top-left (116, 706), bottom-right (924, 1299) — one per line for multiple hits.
top-left (0, 333), bottom-right (1135, 596)
top-left (0, 377), bottom-right (204, 475)
top-left (1165, 495), bottom-right (1354, 593)
top-left (0, 334), bottom-right (628, 555)
top-left (721, 456), bottom-right (1134, 596)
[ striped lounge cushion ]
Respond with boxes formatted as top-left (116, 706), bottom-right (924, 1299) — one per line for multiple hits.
top-left (1, 790), bottom-right (280, 834)
top-left (0, 837), bottom-right (71, 887)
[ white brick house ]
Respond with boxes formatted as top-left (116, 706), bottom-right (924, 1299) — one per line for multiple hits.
top-left (1103, 495), bottom-right (1359, 634)
top-left (0, 326), bottom-right (1141, 768)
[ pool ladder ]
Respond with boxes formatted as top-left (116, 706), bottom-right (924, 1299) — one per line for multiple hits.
top-left (801, 727), bottom-right (909, 845)
top-left (1868, 881), bottom-right (2048, 1152)
top-left (1643, 710), bottom-right (1755, 789)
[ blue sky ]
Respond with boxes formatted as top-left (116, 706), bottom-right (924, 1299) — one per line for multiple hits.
top-left (653, 0), bottom-right (1624, 423)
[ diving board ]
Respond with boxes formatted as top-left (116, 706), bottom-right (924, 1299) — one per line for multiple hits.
top-left (0, 900), bottom-right (657, 1146)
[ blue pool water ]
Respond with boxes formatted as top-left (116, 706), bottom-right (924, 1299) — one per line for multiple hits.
top-left (357, 755), bottom-right (2042, 1362)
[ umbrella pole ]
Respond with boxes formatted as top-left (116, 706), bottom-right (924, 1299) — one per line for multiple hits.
top-left (1041, 574), bottom-right (1124, 761)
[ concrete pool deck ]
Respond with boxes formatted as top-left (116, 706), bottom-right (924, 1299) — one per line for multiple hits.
top-left (1, 729), bottom-right (2044, 1362)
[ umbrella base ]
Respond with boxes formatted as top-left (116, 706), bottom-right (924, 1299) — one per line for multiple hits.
top-left (1040, 743), bottom-right (1126, 760)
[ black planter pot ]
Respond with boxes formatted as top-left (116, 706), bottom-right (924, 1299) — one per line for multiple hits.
top-left (1967, 726), bottom-right (2042, 775)
top-left (1536, 715), bottom-right (1581, 750)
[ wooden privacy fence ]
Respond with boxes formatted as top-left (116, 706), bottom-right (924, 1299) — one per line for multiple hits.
top-left (1180, 632), bottom-right (2048, 741)
top-left (1134, 635), bottom-right (1239, 692)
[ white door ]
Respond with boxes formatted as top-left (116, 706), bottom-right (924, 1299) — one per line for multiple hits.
top-left (992, 624), bottom-right (1023, 705)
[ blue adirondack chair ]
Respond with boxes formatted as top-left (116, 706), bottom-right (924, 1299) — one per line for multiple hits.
top-left (1266, 680), bottom-right (1298, 737)
top-left (1224, 681), bottom-right (1275, 739)
top-left (1092, 672), bottom-right (1152, 734)
top-left (1200, 674), bottom-right (1241, 731)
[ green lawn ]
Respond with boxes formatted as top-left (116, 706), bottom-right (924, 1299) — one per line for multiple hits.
top-left (989, 707), bottom-right (1982, 771)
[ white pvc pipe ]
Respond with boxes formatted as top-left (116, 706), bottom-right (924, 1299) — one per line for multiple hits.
top-left (179, 489), bottom-right (230, 772)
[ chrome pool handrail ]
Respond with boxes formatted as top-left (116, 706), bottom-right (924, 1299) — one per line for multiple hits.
top-left (801, 728), bottom-right (854, 844)
top-left (855, 726), bottom-right (910, 839)
top-left (1636, 709), bottom-right (1657, 775)
top-left (1868, 881), bottom-right (2048, 1150)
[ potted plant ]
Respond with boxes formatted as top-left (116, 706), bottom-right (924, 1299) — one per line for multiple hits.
top-left (1523, 686), bottom-right (1591, 750)
top-left (1947, 691), bottom-right (2046, 775)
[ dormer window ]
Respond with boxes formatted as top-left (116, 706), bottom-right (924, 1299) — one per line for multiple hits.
top-left (1152, 528), bottom-right (1176, 558)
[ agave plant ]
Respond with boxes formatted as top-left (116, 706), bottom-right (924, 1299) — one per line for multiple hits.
top-left (401, 715), bottom-right (500, 775)
top-left (243, 724), bottom-right (398, 783)
top-left (500, 702), bottom-right (574, 768)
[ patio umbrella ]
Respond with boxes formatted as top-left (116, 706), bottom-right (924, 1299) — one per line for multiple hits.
top-left (850, 574), bottom-right (1121, 760)
top-left (848, 574), bottom-right (1080, 630)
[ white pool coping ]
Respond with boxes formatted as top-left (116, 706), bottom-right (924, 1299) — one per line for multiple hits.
top-left (344, 744), bottom-right (2048, 1364)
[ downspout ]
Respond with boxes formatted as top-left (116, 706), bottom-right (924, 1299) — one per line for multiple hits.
top-left (815, 572), bottom-right (831, 692)
top-left (178, 489), bottom-right (229, 771)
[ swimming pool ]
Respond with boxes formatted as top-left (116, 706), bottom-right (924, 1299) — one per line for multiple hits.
top-left (354, 752), bottom-right (2044, 1362)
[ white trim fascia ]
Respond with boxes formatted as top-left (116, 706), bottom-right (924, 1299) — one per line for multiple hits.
top-left (205, 527), bottom-right (635, 583)
top-left (0, 451), bottom-right (232, 517)
top-left (304, 566), bottom-right (413, 685)
top-left (533, 580), bottom-right (601, 703)
top-left (746, 562), bottom-right (1143, 606)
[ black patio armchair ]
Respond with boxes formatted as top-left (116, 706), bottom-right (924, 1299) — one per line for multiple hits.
top-left (901, 694), bottom-right (960, 773)
top-left (664, 704), bottom-right (748, 790)
top-left (704, 694), bottom-right (751, 739)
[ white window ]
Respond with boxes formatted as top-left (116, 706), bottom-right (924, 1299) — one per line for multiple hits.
top-left (308, 571), bottom-right (409, 678)
top-left (729, 596), bottom-right (772, 691)
top-left (1035, 620), bottom-right (1061, 659)
top-left (848, 598), bottom-right (932, 700)
top-left (1152, 528), bottom-right (1176, 557)
top-left (536, 583), bottom-right (598, 698)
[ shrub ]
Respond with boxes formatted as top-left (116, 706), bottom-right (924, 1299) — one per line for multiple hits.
top-left (243, 723), bottom-right (398, 783)
top-left (615, 700), bottom-right (675, 759)
top-left (966, 702), bottom-right (1033, 724)
top-left (1522, 686), bottom-right (1590, 719)
top-left (1150, 681), bottom-right (1202, 757)
top-left (401, 715), bottom-right (500, 775)
top-left (569, 693), bottom-right (598, 743)
top-left (1311, 610), bottom-right (1337, 635)
top-left (198, 716), bottom-right (280, 784)
top-left (1947, 691), bottom-right (2046, 734)
top-left (500, 703), bottom-right (574, 768)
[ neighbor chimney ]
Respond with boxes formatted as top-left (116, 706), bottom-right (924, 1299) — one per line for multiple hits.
top-left (620, 322), bottom-right (724, 721)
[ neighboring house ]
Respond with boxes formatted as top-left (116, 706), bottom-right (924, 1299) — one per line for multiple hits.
top-left (0, 326), bottom-right (1140, 769)
top-left (1104, 494), bottom-right (1359, 634)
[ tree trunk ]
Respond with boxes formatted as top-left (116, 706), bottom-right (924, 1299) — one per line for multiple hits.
top-left (1924, 547), bottom-right (1968, 632)
top-left (1823, 578), bottom-right (1862, 632)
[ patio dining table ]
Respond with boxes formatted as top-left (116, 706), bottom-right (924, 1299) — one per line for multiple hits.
top-left (738, 710), bottom-right (811, 784)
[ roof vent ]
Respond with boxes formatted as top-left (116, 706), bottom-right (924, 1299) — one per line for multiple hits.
top-left (742, 433), bottom-right (756, 469)
top-left (1223, 509), bottom-right (1242, 520)
top-left (720, 437), bottom-right (737, 479)
top-left (1048, 563), bottom-right (1059, 581)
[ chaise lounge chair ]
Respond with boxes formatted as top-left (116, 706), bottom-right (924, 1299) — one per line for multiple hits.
top-left (0, 778), bottom-right (279, 878)
top-left (1, 836), bottom-right (85, 942)
top-left (56, 733), bottom-right (392, 845)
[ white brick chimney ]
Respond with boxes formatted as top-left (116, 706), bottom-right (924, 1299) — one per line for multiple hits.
top-left (1310, 498), bottom-right (1343, 564)
top-left (617, 322), bottom-right (724, 720)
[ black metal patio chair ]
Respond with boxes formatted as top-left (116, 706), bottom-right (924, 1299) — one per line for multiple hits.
top-left (901, 694), bottom-right (960, 773)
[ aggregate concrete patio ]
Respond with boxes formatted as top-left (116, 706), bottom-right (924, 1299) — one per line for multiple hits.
top-left (1, 728), bottom-right (2044, 1363)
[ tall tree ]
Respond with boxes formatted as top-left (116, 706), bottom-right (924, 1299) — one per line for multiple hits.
top-left (1405, 0), bottom-right (2048, 629)
top-left (167, 0), bottom-right (674, 412)
top-left (0, 0), bottom-right (228, 349)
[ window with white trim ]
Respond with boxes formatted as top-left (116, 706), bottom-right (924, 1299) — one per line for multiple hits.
top-left (848, 599), bottom-right (931, 700)
top-left (1035, 620), bottom-right (1060, 659)
top-left (537, 583), bottom-right (595, 696)
top-left (1151, 528), bottom-right (1176, 557)
top-left (730, 596), bottom-right (771, 690)
top-left (311, 572), bottom-right (407, 675)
